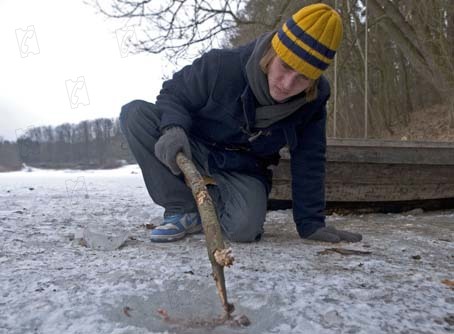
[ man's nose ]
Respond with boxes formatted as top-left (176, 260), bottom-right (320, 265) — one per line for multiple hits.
top-left (281, 73), bottom-right (298, 90)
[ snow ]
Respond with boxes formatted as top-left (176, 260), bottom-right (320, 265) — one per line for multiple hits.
top-left (0, 165), bottom-right (453, 333)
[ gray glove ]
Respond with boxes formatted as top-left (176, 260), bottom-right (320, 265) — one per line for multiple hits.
top-left (307, 226), bottom-right (362, 243)
top-left (154, 126), bottom-right (192, 175)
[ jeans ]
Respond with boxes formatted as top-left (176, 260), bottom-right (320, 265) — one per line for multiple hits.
top-left (120, 100), bottom-right (267, 242)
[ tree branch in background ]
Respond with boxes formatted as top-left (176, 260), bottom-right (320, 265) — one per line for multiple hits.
top-left (89, 0), bottom-right (251, 60)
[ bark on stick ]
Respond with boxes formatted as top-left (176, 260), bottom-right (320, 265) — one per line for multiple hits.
top-left (175, 152), bottom-right (235, 316)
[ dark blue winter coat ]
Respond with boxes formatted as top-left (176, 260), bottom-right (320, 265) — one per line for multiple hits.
top-left (155, 39), bottom-right (329, 238)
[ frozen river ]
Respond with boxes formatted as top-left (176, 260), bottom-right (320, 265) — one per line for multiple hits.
top-left (0, 166), bottom-right (453, 334)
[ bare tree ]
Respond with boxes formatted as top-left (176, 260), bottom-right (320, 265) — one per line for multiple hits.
top-left (0, 139), bottom-right (21, 171)
top-left (90, 0), bottom-right (259, 59)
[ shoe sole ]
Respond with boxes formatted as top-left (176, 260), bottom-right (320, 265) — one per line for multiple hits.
top-left (150, 224), bottom-right (203, 243)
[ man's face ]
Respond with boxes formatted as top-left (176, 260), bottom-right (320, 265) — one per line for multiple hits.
top-left (267, 56), bottom-right (312, 102)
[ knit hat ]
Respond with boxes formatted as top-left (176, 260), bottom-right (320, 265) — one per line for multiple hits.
top-left (271, 3), bottom-right (343, 80)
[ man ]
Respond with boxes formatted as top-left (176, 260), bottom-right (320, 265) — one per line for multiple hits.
top-left (120, 3), bottom-right (362, 243)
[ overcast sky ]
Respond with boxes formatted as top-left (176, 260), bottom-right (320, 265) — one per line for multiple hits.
top-left (0, 0), bottom-right (174, 141)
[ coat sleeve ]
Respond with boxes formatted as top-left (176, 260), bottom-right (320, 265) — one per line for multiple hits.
top-left (290, 104), bottom-right (327, 238)
top-left (155, 50), bottom-right (220, 133)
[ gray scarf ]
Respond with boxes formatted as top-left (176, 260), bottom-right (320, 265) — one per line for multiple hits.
top-left (245, 32), bottom-right (308, 128)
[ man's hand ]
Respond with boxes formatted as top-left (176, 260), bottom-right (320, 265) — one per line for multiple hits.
top-left (307, 226), bottom-right (362, 243)
top-left (154, 126), bottom-right (192, 175)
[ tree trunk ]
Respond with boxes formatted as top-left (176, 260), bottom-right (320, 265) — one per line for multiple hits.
top-left (368, 0), bottom-right (451, 101)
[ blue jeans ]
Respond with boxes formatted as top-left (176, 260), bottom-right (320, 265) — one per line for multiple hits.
top-left (120, 100), bottom-right (267, 242)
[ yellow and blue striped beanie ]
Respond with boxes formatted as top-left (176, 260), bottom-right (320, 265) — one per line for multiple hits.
top-left (271, 3), bottom-right (343, 80)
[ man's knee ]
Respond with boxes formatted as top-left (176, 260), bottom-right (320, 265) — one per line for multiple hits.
top-left (222, 210), bottom-right (265, 243)
top-left (120, 99), bottom-right (160, 136)
top-left (120, 100), bottom-right (145, 130)
top-left (215, 175), bottom-right (267, 243)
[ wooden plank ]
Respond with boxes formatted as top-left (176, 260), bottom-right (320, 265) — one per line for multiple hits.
top-left (327, 138), bottom-right (454, 148)
top-left (268, 198), bottom-right (454, 214)
top-left (273, 139), bottom-right (454, 202)
top-left (270, 181), bottom-right (454, 201)
top-left (279, 139), bottom-right (454, 165)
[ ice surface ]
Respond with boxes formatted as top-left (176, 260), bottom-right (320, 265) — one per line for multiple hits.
top-left (82, 225), bottom-right (129, 251)
top-left (0, 165), bottom-right (453, 334)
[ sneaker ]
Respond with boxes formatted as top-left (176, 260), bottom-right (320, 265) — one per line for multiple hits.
top-left (150, 212), bottom-right (202, 242)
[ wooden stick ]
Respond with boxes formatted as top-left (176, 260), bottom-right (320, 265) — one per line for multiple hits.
top-left (175, 152), bottom-right (235, 317)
